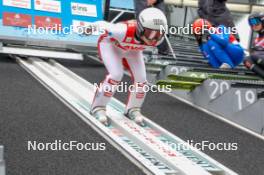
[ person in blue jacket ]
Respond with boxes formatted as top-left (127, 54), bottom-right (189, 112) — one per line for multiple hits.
top-left (193, 19), bottom-right (244, 69)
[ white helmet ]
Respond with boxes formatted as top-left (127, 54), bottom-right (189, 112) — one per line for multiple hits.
top-left (137, 7), bottom-right (168, 41)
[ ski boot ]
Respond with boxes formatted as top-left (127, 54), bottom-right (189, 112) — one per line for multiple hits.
top-left (126, 108), bottom-right (146, 127)
top-left (90, 107), bottom-right (110, 126)
top-left (220, 63), bottom-right (231, 69)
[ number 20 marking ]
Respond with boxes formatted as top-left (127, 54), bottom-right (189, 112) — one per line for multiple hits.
top-left (209, 81), bottom-right (229, 99)
top-left (170, 67), bottom-right (187, 75)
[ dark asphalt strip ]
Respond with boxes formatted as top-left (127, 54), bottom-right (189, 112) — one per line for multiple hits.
top-left (0, 55), bottom-right (144, 175)
top-left (60, 59), bottom-right (264, 175)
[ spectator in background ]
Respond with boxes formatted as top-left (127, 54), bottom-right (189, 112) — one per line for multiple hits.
top-left (198, 0), bottom-right (240, 41)
top-left (134, 0), bottom-right (169, 55)
top-left (192, 19), bottom-right (244, 69)
top-left (244, 13), bottom-right (264, 78)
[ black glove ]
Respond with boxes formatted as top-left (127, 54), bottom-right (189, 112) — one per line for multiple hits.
top-left (195, 35), bottom-right (203, 46)
top-left (202, 29), bottom-right (211, 41)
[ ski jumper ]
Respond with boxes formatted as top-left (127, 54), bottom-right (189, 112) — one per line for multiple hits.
top-left (91, 20), bottom-right (161, 112)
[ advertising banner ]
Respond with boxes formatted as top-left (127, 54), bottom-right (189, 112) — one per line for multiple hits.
top-left (3, 12), bottom-right (32, 27)
top-left (35, 16), bottom-right (61, 29)
top-left (72, 20), bottom-right (91, 33)
top-left (71, 2), bottom-right (97, 17)
top-left (0, 0), bottom-right (104, 46)
top-left (3, 0), bottom-right (31, 9)
top-left (34, 0), bottom-right (61, 13)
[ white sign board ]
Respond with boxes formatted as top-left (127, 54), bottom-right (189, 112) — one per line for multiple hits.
top-left (34, 0), bottom-right (61, 13)
top-left (3, 0), bottom-right (31, 9)
top-left (71, 2), bottom-right (97, 17)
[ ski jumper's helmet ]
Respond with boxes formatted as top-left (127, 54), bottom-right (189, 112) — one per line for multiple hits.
top-left (137, 7), bottom-right (167, 41)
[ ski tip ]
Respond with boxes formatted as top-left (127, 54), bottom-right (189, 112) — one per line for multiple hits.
top-left (156, 80), bottom-right (200, 91)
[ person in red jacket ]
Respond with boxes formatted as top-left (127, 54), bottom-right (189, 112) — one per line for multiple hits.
top-left (88, 8), bottom-right (167, 126)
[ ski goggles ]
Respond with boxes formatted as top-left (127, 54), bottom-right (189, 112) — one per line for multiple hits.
top-left (249, 18), bottom-right (261, 26)
top-left (143, 28), bottom-right (164, 41)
